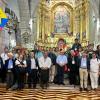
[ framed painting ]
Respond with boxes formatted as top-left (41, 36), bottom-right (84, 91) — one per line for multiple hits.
top-left (51, 5), bottom-right (73, 36)
top-left (54, 6), bottom-right (70, 33)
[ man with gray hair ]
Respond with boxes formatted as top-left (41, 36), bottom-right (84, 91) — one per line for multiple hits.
top-left (38, 51), bottom-right (52, 89)
top-left (78, 51), bottom-right (90, 91)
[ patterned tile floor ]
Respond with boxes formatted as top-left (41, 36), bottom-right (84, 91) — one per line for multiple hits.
top-left (0, 87), bottom-right (100, 100)
top-left (0, 83), bottom-right (100, 100)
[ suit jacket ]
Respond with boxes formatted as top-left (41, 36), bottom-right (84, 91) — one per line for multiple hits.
top-left (0, 57), bottom-right (3, 69)
top-left (26, 57), bottom-right (38, 73)
top-left (68, 54), bottom-right (79, 72)
top-left (5, 59), bottom-right (15, 70)
top-left (78, 57), bottom-right (90, 70)
top-left (96, 50), bottom-right (100, 59)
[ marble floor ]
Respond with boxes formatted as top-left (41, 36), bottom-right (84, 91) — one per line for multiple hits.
top-left (0, 85), bottom-right (100, 100)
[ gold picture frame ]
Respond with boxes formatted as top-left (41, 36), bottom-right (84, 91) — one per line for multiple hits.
top-left (50, 2), bottom-right (73, 37)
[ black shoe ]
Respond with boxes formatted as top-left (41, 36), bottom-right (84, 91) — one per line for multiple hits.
top-left (94, 88), bottom-right (97, 91)
top-left (84, 88), bottom-right (88, 92)
top-left (90, 88), bottom-right (94, 92)
top-left (45, 83), bottom-right (49, 88)
top-left (6, 87), bottom-right (9, 90)
top-left (61, 83), bottom-right (65, 85)
top-left (40, 84), bottom-right (44, 89)
top-left (44, 86), bottom-right (48, 89)
top-left (80, 88), bottom-right (83, 91)
top-left (17, 88), bottom-right (22, 91)
top-left (33, 84), bottom-right (36, 89)
top-left (58, 83), bottom-right (61, 85)
top-left (28, 86), bottom-right (32, 89)
top-left (42, 86), bottom-right (44, 89)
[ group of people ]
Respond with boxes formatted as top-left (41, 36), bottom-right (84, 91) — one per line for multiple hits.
top-left (0, 47), bottom-right (52, 90)
top-left (0, 38), bottom-right (100, 92)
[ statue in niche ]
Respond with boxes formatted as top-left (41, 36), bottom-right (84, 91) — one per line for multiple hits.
top-left (76, 33), bottom-right (80, 40)
top-left (54, 6), bottom-right (70, 34)
top-left (82, 32), bottom-right (86, 39)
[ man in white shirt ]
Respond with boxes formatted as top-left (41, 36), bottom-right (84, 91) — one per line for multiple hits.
top-left (56, 50), bottom-right (68, 85)
top-left (15, 54), bottom-right (27, 90)
top-left (38, 51), bottom-right (52, 89)
top-left (1, 47), bottom-right (9, 82)
top-left (27, 51), bottom-right (38, 89)
top-left (90, 53), bottom-right (100, 91)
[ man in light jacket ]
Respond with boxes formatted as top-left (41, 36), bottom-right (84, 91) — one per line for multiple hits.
top-left (90, 52), bottom-right (100, 91)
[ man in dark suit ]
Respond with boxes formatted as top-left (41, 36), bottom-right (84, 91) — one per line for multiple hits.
top-left (96, 45), bottom-right (100, 59)
top-left (5, 52), bottom-right (15, 90)
top-left (27, 51), bottom-right (38, 89)
top-left (68, 50), bottom-right (79, 87)
top-left (78, 51), bottom-right (90, 91)
top-left (72, 38), bottom-right (81, 51)
top-left (1, 47), bottom-right (9, 83)
top-left (0, 57), bottom-right (3, 81)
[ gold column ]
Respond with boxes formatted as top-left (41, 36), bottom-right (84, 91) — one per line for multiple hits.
top-left (75, 9), bottom-right (80, 39)
top-left (74, 9), bottom-right (78, 37)
top-left (42, 9), bottom-right (45, 43)
top-left (39, 3), bottom-right (42, 40)
top-left (37, 8), bottom-right (40, 40)
top-left (68, 7), bottom-right (73, 34)
top-left (51, 10), bottom-right (54, 34)
top-left (73, 10), bottom-right (76, 37)
top-left (80, 6), bottom-right (83, 42)
top-left (85, 1), bottom-right (89, 42)
top-left (83, 9), bottom-right (86, 33)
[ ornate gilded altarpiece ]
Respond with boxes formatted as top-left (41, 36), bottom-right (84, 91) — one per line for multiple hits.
top-left (37, 0), bottom-right (89, 47)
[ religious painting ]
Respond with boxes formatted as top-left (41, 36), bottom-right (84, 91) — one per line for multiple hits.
top-left (54, 6), bottom-right (70, 34)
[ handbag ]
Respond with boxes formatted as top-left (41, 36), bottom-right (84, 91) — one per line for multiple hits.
top-left (64, 65), bottom-right (70, 72)
top-left (64, 65), bottom-right (68, 72)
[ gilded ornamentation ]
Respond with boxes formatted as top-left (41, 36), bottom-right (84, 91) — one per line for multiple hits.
top-left (37, 0), bottom-right (89, 47)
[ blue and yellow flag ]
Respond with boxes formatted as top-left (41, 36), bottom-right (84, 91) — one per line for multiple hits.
top-left (0, 8), bottom-right (8, 30)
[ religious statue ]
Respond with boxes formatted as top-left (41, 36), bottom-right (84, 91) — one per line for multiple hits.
top-left (57, 38), bottom-right (67, 52)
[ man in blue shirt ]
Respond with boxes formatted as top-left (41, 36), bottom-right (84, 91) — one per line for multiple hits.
top-left (56, 49), bottom-right (68, 85)
top-left (35, 46), bottom-right (43, 59)
top-left (79, 51), bottom-right (90, 91)
top-left (5, 52), bottom-right (15, 90)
